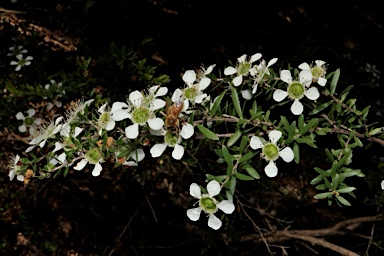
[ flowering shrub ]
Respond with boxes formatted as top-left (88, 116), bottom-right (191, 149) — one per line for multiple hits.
top-left (6, 50), bottom-right (384, 231)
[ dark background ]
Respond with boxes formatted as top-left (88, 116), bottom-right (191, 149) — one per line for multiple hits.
top-left (1, 0), bottom-right (384, 255)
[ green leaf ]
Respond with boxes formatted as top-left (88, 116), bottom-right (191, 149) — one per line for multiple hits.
top-left (241, 164), bottom-right (260, 179)
top-left (222, 145), bottom-right (235, 166)
top-left (231, 86), bottom-right (243, 119)
top-left (239, 135), bottom-right (249, 155)
top-left (234, 172), bottom-right (254, 181)
top-left (325, 148), bottom-right (335, 162)
top-left (314, 167), bottom-right (331, 177)
top-left (314, 192), bottom-right (333, 199)
top-left (227, 130), bottom-right (242, 147)
top-left (293, 142), bottom-right (300, 164)
top-left (239, 152), bottom-right (257, 163)
top-left (300, 118), bottom-right (318, 135)
top-left (210, 89), bottom-right (227, 116)
top-left (206, 174), bottom-right (227, 182)
top-left (330, 69), bottom-right (340, 94)
top-left (309, 100), bottom-right (333, 115)
top-left (63, 166), bottom-right (69, 177)
top-left (196, 124), bottom-right (219, 140)
top-left (296, 137), bottom-right (317, 148)
top-left (337, 187), bottom-right (356, 193)
top-left (298, 114), bottom-right (304, 133)
top-left (310, 175), bottom-right (323, 185)
top-left (336, 195), bottom-right (351, 206)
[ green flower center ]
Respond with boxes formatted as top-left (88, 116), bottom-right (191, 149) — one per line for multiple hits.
top-left (199, 195), bottom-right (217, 214)
top-left (99, 112), bottom-right (111, 128)
top-left (238, 62), bottom-right (251, 76)
top-left (184, 87), bottom-right (198, 100)
top-left (287, 82), bottom-right (305, 99)
top-left (263, 143), bottom-right (279, 161)
top-left (312, 66), bottom-right (324, 78)
top-left (132, 107), bottom-right (150, 124)
top-left (164, 132), bottom-right (179, 147)
top-left (85, 148), bottom-right (102, 164)
top-left (24, 117), bottom-right (34, 126)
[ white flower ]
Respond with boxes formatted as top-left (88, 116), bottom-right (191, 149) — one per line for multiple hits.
top-left (224, 53), bottom-right (262, 86)
top-left (112, 90), bottom-right (164, 139)
top-left (10, 54), bottom-right (33, 71)
top-left (45, 80), bottom-right (65, 109)
top-left (150, 123), bottom-right (194, 160)
top-left (273, 69), bottom-right (319, 115)
top-left (7, 45), bottom-right (27, 56)
top-left (298, 60), bottom-right (327, 86)
top-left (26, 116), bottom-right (63, 153)
top-left (96, 103), bottom-right (116, 135)
top-left (53, 126), bottom-right (84, 164)
top-left (250, 130), bottom-right (294, 177)
top-left (250, 58), bottom-right (278, 94)
top-left (8, 154), bottom-right (21, 181)
top-left (381, 180), bottom-right (384, 190)
top-left (186, 180), bottom-right (235, 230)
top-left (116, 148), bottom-right (145, 166)
top-left (15, 108), bottom-right (42, 134)
top-left (73, 148), bottom-right (104, 176)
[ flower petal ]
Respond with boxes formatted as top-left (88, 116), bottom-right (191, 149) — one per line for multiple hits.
top-left (268, 130), bottom-right (282, 144)
top-left (147, 117), bottom-right (164, 130)
top-left (129, 91), bottom-right (143, 107)
top-left (279, 147), bottom-right (294, 163)
top-left (265, 161), bottom-right (278, 177)
top-left (280, 70), bottom-right (292, 84)
top-left (207, 180), bottom-right (221, 197)
top-left (217, 200), bottom-right (235, 214)
top-left (304, 87), bottom-right (320, 100)
top-left (300, 70), bottom-right (313, 87)
top-left (111, 101), bottom-right (129, 113)
top-left (74, 158), bottom-right (88, 171)
top-left (250, 53), bottom-right (262, 63)
top-left (150, 143), bottom-right (167, 158)
top-left (204, 64), bottom-right (216, 75)
top-left (199, 77), bottom-right (211, 91)
top-left (155, 86), bottom-right (168, 97)
top-left (381, 180), bottom-right (384, 190)
top-left (224, 66), bottom-right (237, 76)
top-left (241, 89), bottom-right (252, 100)
top-left (315, 60), bottom-right (326, 67)
top-left (267, 58), bottom-right (278, 67)
top-left (27, 108), bottom-right (36, 117)
top-left (129, 148), bottom-right (145, 162)
top-left (92, 163), bottom-right (102, 176)
top-left (180, 123), bottom-right (194, 139)
top-left (151, 99), bottom-right (166, 111)
top-left (190, 183), bottom-right (202, 199)
top-left (232, 75), bottom-right (243, 86)
top-left (172, 88), bottom-right (183, 102)
top-left (298, 62), bottom-right (310, 70)
top-left (16, 112), bottom-right (25, 120)
top-left (208, 214), bottom-right (222, 230)
top-left (250, 136), bottom-right (263, 150)
top-left (18, 125), bottom-right (27, 133)
top-left (125, 123), bottom-right (139, 139)
top-left (291, 99), bottom-right (303, 115)
top-left (273, 89), bottom-right (288, 102)
top-left (317, 77), bottom-right (327, 86)
top-left (172, 144), bottom-right (184, 160)
top-left (183, 70), bottom-right (196, 85)
top-left (112, 109), bottom-right (130, 121)
top-left (187, 207), bottom-right (202, 221)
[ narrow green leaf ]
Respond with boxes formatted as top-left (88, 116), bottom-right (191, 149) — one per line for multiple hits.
top-left (239, 135), bottom-right (249, 155)
top-left (314, 167), bottom-right (331, 177)
top-left (63, 166), bottom-right (69, 177)
top-left (234, 172), bottom-right (254, 181)
top-left (314, 192), bottom-right (332, 199)
top-left (309, 100), bottom-right (333, 115)
top-left (293, 142), bottom-right (300, 164)
top-left (336, 195), bottom-right (351, 206)
top-left (241, 164), bottom-right (260, 179)
top-left (325, 148), bottom-right (334, 162)
top-left (210, 89), bottom-right (227, 116)
top-left (300, 118), bottom-right (318, 135)
top-left (310, 175), bottom-right (323, 185)
top-left (296, 137), bottom-right (317, 148)
top-left (231, 87), bottom-right (243, 119)
top-left (239, 152), bottom-right (257, 163)
top-left (227, 130), bottom-right (242, 147)
top-left (222, 145), bottom-right (235, 166)
top-left (337, 187), bottom-right (356, 193)
top-left (330, 69), bottom-right (340, 94)
top-left (229, 176), bottom-right (237, 195)
top-left (196, 124), bottom-right (219, 140)
top-left (298, 114), bottom-right (304, 133)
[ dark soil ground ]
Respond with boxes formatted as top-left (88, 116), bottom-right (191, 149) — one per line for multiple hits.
top-left (1, 0), bottom-right (384, 255)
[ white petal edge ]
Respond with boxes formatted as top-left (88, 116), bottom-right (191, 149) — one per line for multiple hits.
top-left (232, 75), bottom-right (243, 86)
top-left (267, 58), bottom-right (278, 67)
top-left (381, 180), bottom-right (384, 190)
top-left (300, 70), bottom-right (313, 87)
top-left (250, 136), bottom-right (263, 150)
top-left (180, 123), bottom-right (194, 139)
top-left (273, 89), bottom-right (288, 102)
top-left (268, 130), bottom-right (282, 144)
top-left (74, 158), bottom-right (88, 171)
top-left (291, 99), bottom-right (304, 115)
top-left (241, 89), bottom-right (252, 100)
top-left (304, 87), bottom-right (320, 100)
top-left (148, 117), bottom-right (164, 130)
top-left (224, 66), bottom-right (237, 76)
top-left (190, 183), bottom-right (202, 199)
top-left (280, 70), bottom-right (292, 84)
top-left (199, 77), bottom-right (211, 91)
top-left (172, 144), bottom-right (184, 160)
top-left (265, 161), bottom-right (278, 178)
top-left (92, 163), bottom-right (102, 176)
top-left (187, 207), bottom-right (202, 221)
top-left (298, 62), bottom-right (310, 70)
top-left (207, 180), bottom-right (221, 197)
top-left (125, 123), bottom-right (139, 139)
top-left (172, 88), bottom-right (183, 102)
top-left (182, 70), bottom-right (196, 85)
top-left (279, 147), bottom-right (294, 163)
top-left (150, 143), bottom-right (167, 158)
top-left (217, 200), bottom-right (235, 214)
top-left (250, 53), bottom-right (262, 63)
top-left (208, 214), bottom-right (222, 230)
top-left (318, 77), bottom-right (327, 86)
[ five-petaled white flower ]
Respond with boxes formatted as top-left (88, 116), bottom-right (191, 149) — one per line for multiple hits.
top-left (187, 180), bottom-right (235, 230)
top-left (74, 147), bottom-right (104, 176)
top-left (112, 87), bottom-right (166, 139)
top-left (150, 123), bottom-right (194, 160)
top-left (10, 54), bottom-right (33, 71)
top-left (250, 130), bottom-right (294, 177)
top-left (8, 154), bottom-right (23, 181)
top-left (172, 64), bottom-right (215, 107)
top-left (26, 116), bottom-right (64, 153)
top-left (298, 60), bottom-right (327, 86)
top-left (224, 53), bottom-right (262, 87)
top-left (96, 103), bottom-right (116, 135)
top-left (7, 45), bottom-right (28, 56)
top-left (16, 108), bottom-right (42, 134)
top-left (273, 69), bottom-right (319, 115)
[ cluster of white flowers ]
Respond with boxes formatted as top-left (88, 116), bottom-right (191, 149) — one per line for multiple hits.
top-left (8, 45), bottom-right (33, 71)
